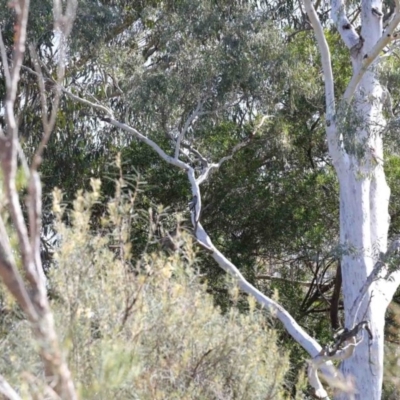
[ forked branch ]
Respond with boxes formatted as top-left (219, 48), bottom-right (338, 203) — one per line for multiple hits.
top-left (59, 87), bottom-right (344, 396)
top-left (343, 7), bottom-right (400, 101)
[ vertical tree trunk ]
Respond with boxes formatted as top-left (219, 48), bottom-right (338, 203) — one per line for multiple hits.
top-left (334, 1), bottom-right (392, 394)
top-left (339, 171), bottom-right (388, 398)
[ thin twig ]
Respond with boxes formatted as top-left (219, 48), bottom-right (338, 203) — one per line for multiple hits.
top-left (197, 115), bottom-right (269, 185)
top-left (175, 99), bottom-right (204, 159)
top-left (256, 274), bottom-right (333, 288)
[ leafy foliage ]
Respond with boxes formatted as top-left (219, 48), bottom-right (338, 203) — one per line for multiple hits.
top-left (0, 182), bottom-right (292, 399)
top-left (3, 0), bottom-right (400, 397)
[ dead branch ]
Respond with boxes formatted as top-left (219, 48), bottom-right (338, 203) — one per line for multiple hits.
top-left (0, 0), bottom-right (78, 398)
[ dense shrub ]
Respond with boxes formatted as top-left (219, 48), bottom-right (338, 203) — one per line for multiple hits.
top-left (0, 181), bottom-right (291, 399)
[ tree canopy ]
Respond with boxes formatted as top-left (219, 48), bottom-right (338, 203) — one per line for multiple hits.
top-left (1, 0), bottom-right (400, 398)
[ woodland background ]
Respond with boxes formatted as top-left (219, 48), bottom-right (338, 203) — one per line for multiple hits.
top-left (1, 0), bottom-right (400, 398)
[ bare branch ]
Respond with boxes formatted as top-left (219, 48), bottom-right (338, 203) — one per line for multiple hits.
top-left (27, 171), bottom-right (47, 288)
top-left (197, 216), bottom-right (338, 394)
top-left (256, 274), bottom-right (334, 288)
top-left (196, 218), bottom-right (326, 356)
top-left (180, 143), bottom-right (209, 168)
top-left (303, 0), bottom-right (343, 167)
top-left (0, 374), bottom-right (22, 400)
top-left (0, 251), bottom-right (37, 320)
top-left (343, 11), bottom-right (400, 101)
top-left (0, 1), bottom-right (79, 398)
top-left (0, 135), bottom-right (38, 289)
top-left (303, 0), bottom-right (335, 118)
top-left (175, 100), bottom-right (203, 159)
top-left (59, 87), bottom-right (192, 172)
top-left (29, 37), bottom-right (65, 171)
top-left (62, 86), bottom-right (115, 117)
top-left (197, 115), bottom-right (269, 185)
top-left (0, 211), bottom-right (37, 319)
top-left (103, 117), bottom-right (190, 170)
top-left (6, 0), bottom-right (30, 110)
top-left (0, 1), bottom-right (39, 290)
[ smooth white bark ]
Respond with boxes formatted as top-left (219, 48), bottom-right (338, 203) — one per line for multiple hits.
top-left (305, 0), bottom-right (400, 397)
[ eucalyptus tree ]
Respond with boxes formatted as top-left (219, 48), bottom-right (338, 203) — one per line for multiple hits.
top-left (302, 0), bottom-right (400, 397)
top-left (2, 0), bottom-right (400, 399)
top-left (1, 0), bottom-right (342, 301)
top-left (61, 0), bottom-right (400, 398)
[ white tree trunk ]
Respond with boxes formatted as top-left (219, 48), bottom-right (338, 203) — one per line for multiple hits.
top-left (305, 0), bottom-right (400, 396)
top-left (333, 1), bottom-right (393, 397)
top-left (335, 71), bottom-right (390, 398)
top-left (338, 169), bottom-right (389, 399)
top-left (335, 94), bottom-right (392, 398)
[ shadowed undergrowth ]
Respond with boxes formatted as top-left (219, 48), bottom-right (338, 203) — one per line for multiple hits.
top-left (0, 179), bottom-right (294, 399)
